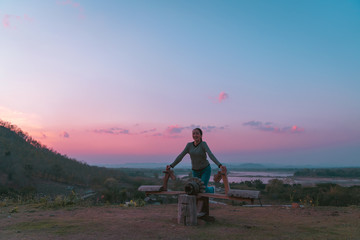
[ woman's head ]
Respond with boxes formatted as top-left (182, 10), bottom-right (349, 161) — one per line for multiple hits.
top-left (192, 128), bottom-right (203, 142)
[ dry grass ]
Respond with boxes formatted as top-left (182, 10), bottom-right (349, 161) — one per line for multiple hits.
top-left (1, 203), bottom-right (360, 240)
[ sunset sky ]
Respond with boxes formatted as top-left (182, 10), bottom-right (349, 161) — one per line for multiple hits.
top-left (1, 0), bottom-right (359, 167)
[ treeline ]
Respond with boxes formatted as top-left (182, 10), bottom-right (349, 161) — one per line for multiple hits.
top-left (0, 120), bottom-right (136, 192)
top-left (231, 179), bottom-right (360, 207)
top-left (294, 168), bottom-right (360, 178)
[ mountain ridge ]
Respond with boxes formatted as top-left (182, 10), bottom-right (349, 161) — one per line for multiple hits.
top-left (0, 120), bottom-right (129, 193)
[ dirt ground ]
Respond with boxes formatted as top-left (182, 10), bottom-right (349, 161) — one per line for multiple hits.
top-left (1, 203), bottom-right (360, 240)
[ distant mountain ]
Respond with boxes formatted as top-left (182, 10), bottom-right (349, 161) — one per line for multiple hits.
top-left (0, 120), bottom-right (129, 193)
top-left (96, 162), bottom-right (181, 169)
top-left (229, 163), bottom-right (266, 169)
top-left (99, 162), bottom-right (268, 169)
top-left (101, 162), bottom-right (350, 170)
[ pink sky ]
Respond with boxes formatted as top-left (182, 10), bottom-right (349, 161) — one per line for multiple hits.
top-left (1, 1), bottom-right (359, 166)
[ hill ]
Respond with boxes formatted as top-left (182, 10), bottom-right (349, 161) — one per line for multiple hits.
top-left (0, 120), bottom-right (140, 195)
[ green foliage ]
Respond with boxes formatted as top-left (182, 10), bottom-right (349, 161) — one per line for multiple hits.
top-left (9, 206), bottom-right (18, 213)
top-left (265, 179), bottom-right (290, 200)
top-left (262, 180), bottom-right (360, 207)
top-left (0, 189), bottom-right (98, 209)
top-left (135, 198), bottom-right (146, 207)
top-left (230, 174), bottom-right (360, 206)
top-left (307, 184), bottom-right (360, 207)
top-left (100, 177), bottom-right (149, 204)
top-left (133, 190), bottom-right (146, 199)
top-left (102, 178), bottom-right (125, 203)
top-left (230, 179), bottom-right (266, 191)
top-left (120, 198), bottom-right (146, 207)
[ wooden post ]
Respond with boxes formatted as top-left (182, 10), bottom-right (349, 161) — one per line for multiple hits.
top-left (162, 166), bottom-right (176, 191)
top-left (221, 166), bottom-right (230, 195)
top-left (178, 195), bottom-right (197, 226)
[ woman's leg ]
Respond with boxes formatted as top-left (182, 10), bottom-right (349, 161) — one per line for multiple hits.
top-left (201, 165), bottom-right (214, 193)
top-left (192, 165), bottom-right (214, 193)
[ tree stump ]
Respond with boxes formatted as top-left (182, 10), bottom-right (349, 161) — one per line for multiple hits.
top-left (178, 195), bottom-right (197, 225)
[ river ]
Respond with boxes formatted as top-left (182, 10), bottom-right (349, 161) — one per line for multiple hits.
top-left (178, 170), bottom-right (360, 186)
top-left (225, 171), bottom-right (293, 184)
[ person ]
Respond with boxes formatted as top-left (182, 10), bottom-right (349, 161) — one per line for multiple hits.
top-left (167, 127), bottom-right (225, 193)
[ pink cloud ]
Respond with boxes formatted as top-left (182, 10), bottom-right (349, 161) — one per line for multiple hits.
top-left (165, 125), bottom-right (184, 135)
top-left (23, 14), bottom-right (33, 22)
top-left (58, 0), bottom-right (85, 19)
top-left (164, 124), bottom-right (226, 138)
top-left (140, 128), bottom-right (157, 134)
top-left (91, 125), bottom-right (164, 137)
top-left (243, 121), bottom-right (305, 134)
top-left (3, 14), bottom-right (10, 28)
top-left (2, 13), bottom-right (33, 29)
top-left (94, 127), bottom-right (130, 135)
top-left (151, 133), bottom-right (162, 137)
top-left (291, 125), bottom-right (305, 133)
top-left (218, 91), bottom-right (229, 102)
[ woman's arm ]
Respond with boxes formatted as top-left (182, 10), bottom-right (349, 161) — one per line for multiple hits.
top-left (203, 142), bottom-right (222, 167)
top-left (169, 143), bottom-right (189, 168)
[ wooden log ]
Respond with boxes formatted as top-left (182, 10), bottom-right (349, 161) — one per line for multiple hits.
top-left (184, 178), bottom-right (205, 195)
top-left (143, 191), bottom-right (185, 195)
top-left (227, 189), bottom-right (260, 199)
top-left (184, 181), bottom-right (199, 195)
top-left (138, 185), bottom-right (164, 192)
top-left (198, 193), bottom-right (254, 202)
top-left (221, 166), bottom-right (230, 194)
top-left (213, 171), bottom-right (222, 182)
top-left (162, 166), bottom-right (176, 191)
top-left (178, 194), bottom-right (197, 226)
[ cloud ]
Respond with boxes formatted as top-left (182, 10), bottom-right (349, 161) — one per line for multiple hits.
top-left (140, 128), bottom-right (164, 137)
top-left (92, 126), bottom-right (163, 137)
top-left (3, 14), bottom-right (10, 28)
top-left (92, 124), bottom-right (226, 139)
top-left (243, 121), bottom-right (280, 132)
top-left (165, 125), bottom-right (184, 135)
top-left (2, 13), bottom-right (33, 29)
top-left (151, 133), bottom-right (162, 137)
top-left (0, 106), bottom-right (42, 129)
top-left (139, 128), bottom-right (157, 134)
top-left (243, 121), bottom-right (304, 134)
top-left (290, 125), bottom-right (305, 133)
top-left (202, 125), bottom-right (225, 132)
top-left (164, 124), bottom-right (226, 138)
top-left (243, 121), bottom-right (262, 127)
top-left (57, 0), bottom-right (85, 19)
top-left (93, 127), bottom-right (130, 135)
top-left (23, 14), bottom-right (33, 22)
top-left (218, 91), bottom-right (229, 102)
top-left (63, 131), bottom-right (70, 138)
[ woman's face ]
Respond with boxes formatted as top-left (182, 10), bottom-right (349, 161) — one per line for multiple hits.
top-left (192, 129), bottom-right (202, 142)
